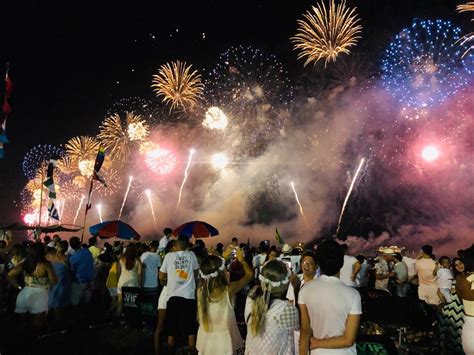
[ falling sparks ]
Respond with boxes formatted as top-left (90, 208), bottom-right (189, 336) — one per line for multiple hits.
top-left (118, 176), bottom-right (134, 219)
top-left (290, 182), bottom-right (308, 227)
top-left (336, 158), bottom-right (365, 236)
top-left (73, 195), bottom-right (85, 225)
top-left (292, 0), bottom-right (362, 66)
top-left (145, 189), bottom-right (157, 226)
top-left (457, 2), bottom-right (474, 57)
top-left (174, 149), bottom-right (196, 219)
top-left (202, 107), bottom-right (229, 130)
top-left (97, 204), bottom-right (103, 223)
top-left (152, 61), bottom-right (204, 111)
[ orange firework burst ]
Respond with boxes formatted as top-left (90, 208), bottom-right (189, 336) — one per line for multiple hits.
top-left (93, 167), bottom-right (121, 197)
top-left (65, 136), bottom-right (100, 162)
top-left (98, 112), bottom-right (148, 161)
top-left (292, 0), bottom-right (362, 67)
top-left (457, 2), bottom-right (474, 57)
top-left (152, 61), bottom-right (204, 111)
top-left (57, 155), bottom-right (76, 175)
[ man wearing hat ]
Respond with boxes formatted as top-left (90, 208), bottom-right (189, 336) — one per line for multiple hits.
top-left (279, 243), bottom-right (301, 274)
top-left (415, 244), bottom-right (440, 305)
top-left (374, 247), bottom-right (395, 292)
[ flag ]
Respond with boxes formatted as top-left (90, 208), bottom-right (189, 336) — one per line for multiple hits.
top-left (43, 159), bottom-right (57, 199)
top-left (85, 146), bottom-right (106, 214)
top-left (48, 201), bottom-right (59, 221)
top-left (275, 228), bottom-right (284, 245)
top-left (0, 66), bottom-right (12, 159)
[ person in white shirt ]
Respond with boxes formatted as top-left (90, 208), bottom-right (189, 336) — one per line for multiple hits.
top-left (140, 241), bottom-right (161, 303)
top-left (402, 250), bottom-right (416, 282)
top-left (158, 228), bottom-right (173, 255)
top-left (159, 236), bottom-right (200, 353)
top-left (355, 255), bottom-right (370, 288)
top-left (252, 241), bottom-right (269, 277)
top-left (435, 256), bottom-right (454, 303)
top-left (374, 253), bottom-right (391, 292)
top-left (339, 244), bottom-right (361, 287)
top-left (299, 240), bottom-right (362, 354)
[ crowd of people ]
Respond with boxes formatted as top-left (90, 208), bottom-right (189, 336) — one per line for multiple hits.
top-left (0, 228), bottom-right (473, 355)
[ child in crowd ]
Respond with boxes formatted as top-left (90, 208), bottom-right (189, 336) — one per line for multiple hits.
top-left (196, 250), bottom-right (253, 354)
top-left (436, 256), bottom-right (454, 303)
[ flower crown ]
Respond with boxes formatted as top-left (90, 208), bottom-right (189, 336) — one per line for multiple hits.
top-left (199, 258), bottom-right (226, 280)
top-left (258, 271), bottom-right (290, 288)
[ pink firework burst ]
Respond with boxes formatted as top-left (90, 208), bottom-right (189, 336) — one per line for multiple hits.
top-left (144, 146), bottom-right (177, 175)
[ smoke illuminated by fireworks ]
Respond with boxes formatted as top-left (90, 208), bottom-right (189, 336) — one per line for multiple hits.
top-left (211, 152), bottom-right (229, 170)
top-left (65, 136), bottom-right (100, 163)
top-left (174, 149), bottom-right (196, 219)
top-left (23, 144), bottom-right (64, 180)
top-left (457, 2), bottom-right (474, 57)
top-left (141, 141), bottom-right (177, 175)
top-left (152, 61), bottom-right (204, 111)
top-left (382, 19), bottom-right (473, 111)
top-left (98, 113), bottom-right (148, 161)
top-left (202, 107), bottom-right (229, 130)
top-left (292, 0), bottom-right (362, 66)
top-left (118, 176), bottom-right (134, 219)
top-left (336, 158), bottom-right (366, 236)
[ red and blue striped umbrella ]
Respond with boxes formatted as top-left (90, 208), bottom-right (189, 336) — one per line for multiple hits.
top-left (89, 220), bottom-right (141, 240)
top-left (172, 220), bottom-right (219, 239)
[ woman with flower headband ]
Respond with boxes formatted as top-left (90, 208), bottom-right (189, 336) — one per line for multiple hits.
top-left (244, 259), bottom-right (299, 355)
top-left (196, 248), bottom-right (253, 355)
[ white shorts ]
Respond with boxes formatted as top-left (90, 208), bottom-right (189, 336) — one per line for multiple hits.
top-left (157, 286), bottom-right (168, 310)
top-left (108, 287), bottom-right (118, 297)
top-left (15, 287), bottom-right (49, 314)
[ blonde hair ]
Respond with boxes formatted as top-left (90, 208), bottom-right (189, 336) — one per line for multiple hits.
top-left (250, 260), bottom-right (289, 336)
top-left (197, 255), bottom-right (228, 331)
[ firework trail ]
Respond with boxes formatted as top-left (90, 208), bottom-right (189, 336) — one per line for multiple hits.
top-left (336, 158), bottom-right (365, 236)
top-left (118, 176), bottom-right (134, 219)
top-left (174, 149), bottom-right (196, 221)
top-left (145, 190), bottom-right (157, 226)
top-left (292, 0), bottom-right (362, 66)
top-left (97, 204), bottom-right (103, 223)
top-left (290, 182), bottom-right (309, 228)
top-left (73, 195), bottom-right (85, 225)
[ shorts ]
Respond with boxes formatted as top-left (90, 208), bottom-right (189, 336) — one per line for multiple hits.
top-left (108, 288), bottom-right (118, 297)
top-left (15, 287), bottom-right (49, 314)
top-left (418, 284), bottom-right (440, 305)
top-left (71, 282), bottom-right (87, 306)
top-left (165, 296), bottom-right (197, 336)
top-left (157, 285), bottom-right (168, 310)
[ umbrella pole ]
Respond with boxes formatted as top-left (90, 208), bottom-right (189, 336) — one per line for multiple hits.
top-left (37, 167), bottom-right (45, 234)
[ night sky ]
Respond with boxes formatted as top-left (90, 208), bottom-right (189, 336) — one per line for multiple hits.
top-left (0, 0), bottom-right (466, 225)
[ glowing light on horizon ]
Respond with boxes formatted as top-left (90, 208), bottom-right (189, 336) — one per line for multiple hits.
top-left (174, 149), bottom-right (196, 220)
top-left (211, 152), bottom-right (229, 170)
top-left (203, 107), bottom-right (229, 130)
top-left (118, 176), bottom-right (134, 219)
top-left (422, 146), bottom-right (440, 162)
top-left (145, 189), bottom-right (157, 226)
top-left (336, 157), bottom-right (365, 236)
top-left (290, 181), bottom-right (309, 227)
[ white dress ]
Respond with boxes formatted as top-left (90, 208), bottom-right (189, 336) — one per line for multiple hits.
top-left (245, 297), bottom-right (299, 355)
top-left (117, 259), bottom-right (140, 294)
top-left (197, 289), bottom-right (244, 355)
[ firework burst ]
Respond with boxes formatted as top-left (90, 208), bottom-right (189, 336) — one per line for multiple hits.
top-left (152, 61), bottom-right (204, 111)
top-left (457, 2), bottom-right (474, 57)
top-left (202, 106), bottom-right (229, 130)
top-left (98, 112), bottom-right (148, 161)
top-left (59, 180), bottom-right (82, 201)
top-left (93, 168), bottom-right (121, 197)
top-left (65, 136), bottom-right (100, 163)
top-left (57, 155), bottom-right (76, 175)
top-left (382, 19), bottom-right (473, 112)
top-left (141, 141), bottom-right (177, 175)
top-left (292, 0), bottom-right (362, 67)
top-left (23, 144), bottom-right (64, 179)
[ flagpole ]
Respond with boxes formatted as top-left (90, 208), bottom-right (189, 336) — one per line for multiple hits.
top-left (38, 166), bottom-right (45, 233)
top-left (81, 179), bottom-right (93, 243)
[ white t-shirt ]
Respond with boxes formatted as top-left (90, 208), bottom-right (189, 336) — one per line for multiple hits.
top-left (140, 251), bottom-right (161, 288)
top-left (160, 250), bottom-right (199, 300)
top-left (402, 256), bottom-right (416, 281)
top-left (286, 273), bottom-right (318, 303)
top-left (299, 275), bottom-right (362, 354)
top-left (437, 268), bottom-right (453, 289)
top-left (158, 235), bottom-right (169, 252)
top-left (374, 259), bottom-right (390, 291)
top-left (340, 255), bottom-right (358, 287)
top-left (356, 261), bottom-right (370, 288)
